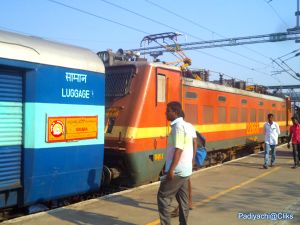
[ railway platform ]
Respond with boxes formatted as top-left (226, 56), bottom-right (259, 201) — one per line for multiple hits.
top-left (2, 144), bottom-right (300, 225)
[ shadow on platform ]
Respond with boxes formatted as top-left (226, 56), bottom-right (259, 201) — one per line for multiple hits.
top-left (102, 194), bottom-right (158, 212)
top-left (49, 208), bottom-right (137, 225)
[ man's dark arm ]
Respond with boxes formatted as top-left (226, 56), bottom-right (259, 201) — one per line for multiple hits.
top-left (192, 138), bottom-right (197, 165)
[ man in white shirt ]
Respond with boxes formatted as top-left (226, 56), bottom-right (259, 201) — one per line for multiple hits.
top-left (263, 113), bottom-right (280, 169)
top-left (157, 101), bottom-right (196, 225)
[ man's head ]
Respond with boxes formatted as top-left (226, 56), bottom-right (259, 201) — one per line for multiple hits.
top-left (291, 116), bottom-right (299, 125)
top-left (267, 113), bottom-right (274, 123)
top-left (166, 101), bottom-right (184, 121)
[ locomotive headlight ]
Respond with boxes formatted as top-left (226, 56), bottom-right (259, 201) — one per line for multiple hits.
top-left (97, 51), bottom-right (109, 63)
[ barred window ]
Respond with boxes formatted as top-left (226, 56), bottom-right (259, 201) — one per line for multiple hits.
top-left (218, 107), bottom-right (227, 123)
top-left (259, 109), bottom-right (264, 122)
top-left (230, 107), bottom-right (238, 123)
top-left (241, 108), bottom-right (248, 122)
top-left (202, 105), bottom-right (213, 124)
top-left (250, 109), bottom-right (257, 122)
top-left (185, 104), bottom-right (198, 124)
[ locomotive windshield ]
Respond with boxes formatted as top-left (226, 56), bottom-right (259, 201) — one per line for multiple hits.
top-left (105, 65), bottom-right (135, 98)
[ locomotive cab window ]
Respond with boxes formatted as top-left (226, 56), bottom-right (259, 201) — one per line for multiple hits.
top-left (105, 66), bottom-right (135, 98)
top-left (157, 74), bottom-right (166, 103)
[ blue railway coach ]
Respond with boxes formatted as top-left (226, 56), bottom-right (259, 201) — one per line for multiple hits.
top-left (0, 30), bottom-right (105, 209)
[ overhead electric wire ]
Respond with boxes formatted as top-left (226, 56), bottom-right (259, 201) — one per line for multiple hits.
top-left (49, 0), bottom-right (280, 81)
top-left (99, 0), bottom-right (270, 67)
top-left (263, 0), bottom-right (289, 28)
top-left (272, 58), bottom-right (300, 81)
top-left (280, 60), bottom-right (300, 77)
top-left (48, 0), bottom-right (149, 35)
top-left (145, 0), bottom-right (271, 60)
top-left (98, 0), bottom-right (274, 78)
top-left (278, 48), bottom-right (300, 59)
top-left (284, 52), bottom-right (300, 61)
top-left (208, 69), bottom-right (282, 84)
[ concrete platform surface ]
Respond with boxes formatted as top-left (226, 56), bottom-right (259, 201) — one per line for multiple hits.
top-left (1, 144), bottom-right (300, 225)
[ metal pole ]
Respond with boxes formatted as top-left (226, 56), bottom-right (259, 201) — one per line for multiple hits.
top-left (297, 0), bottom-right (300, 28)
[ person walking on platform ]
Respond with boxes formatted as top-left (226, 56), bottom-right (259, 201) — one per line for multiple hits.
top-left (171, 130), bottom-right (206, 218)
top-left (287, 116), bottom-right (300, 168)
top-left (263, 113), bottom-right (280, 169)
top-left (157, 101), bottom-right (195, 225)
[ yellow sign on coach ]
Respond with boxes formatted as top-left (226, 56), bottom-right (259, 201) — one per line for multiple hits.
top-left (47, 116), bottom-right (98, 142)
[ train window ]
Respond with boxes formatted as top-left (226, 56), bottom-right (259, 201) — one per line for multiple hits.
top-left (250, 109), bottom-right (257, 122)
top-left (259, 109), bottom-right (264, 122)
top-left (218, 107), bottom-right (227, 123)
top-left (272, 103), bottom-right (276, 108)
top-left (185, 104), bottom-right (198, 124)
top-left (185, 92), bottom-right (198, 99)
top-left (218, 96), bottom-right (226, 102)
top-left (259, 101), bottom-right (264, 106)
top-left (202, 105), bottom-right (213, 124)
top-left (241, 99), bottom-right (248, 104)
top-left (157, 74), bottom-right (166, 103)
top-left (230, 107), bottom-right (238, 123)
top-left (105, 66), bottom-right (135, 97)
top-left (241, 108), bottom-right (248, 122)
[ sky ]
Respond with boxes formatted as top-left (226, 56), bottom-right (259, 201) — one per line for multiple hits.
top-left (0, 0), bottom-right (299, 87)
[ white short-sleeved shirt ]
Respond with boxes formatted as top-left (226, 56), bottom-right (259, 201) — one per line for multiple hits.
top-left (264, 122), bottom-right (280, 145)
top-left (165, 117), bottom-right (196, 177)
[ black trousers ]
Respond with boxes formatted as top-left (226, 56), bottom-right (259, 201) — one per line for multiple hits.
top-left (292, 144), bottom-right (300, 166)
top-left (157, 176), bottom-right (190, 225)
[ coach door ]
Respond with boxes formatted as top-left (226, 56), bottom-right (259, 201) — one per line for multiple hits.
top-left (0, 69), bottom-right (23, 199)
top-left (156, 67), bottom-right (182, 103)
top-left (156, 67), bottom-right (182, 136)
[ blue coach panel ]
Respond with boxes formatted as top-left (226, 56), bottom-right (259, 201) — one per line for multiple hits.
top-left (0, 30), bottom-right (105, 207)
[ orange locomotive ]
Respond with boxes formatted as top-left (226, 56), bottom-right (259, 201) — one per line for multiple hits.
top-left (99, 50), bottom-right (291, 187)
